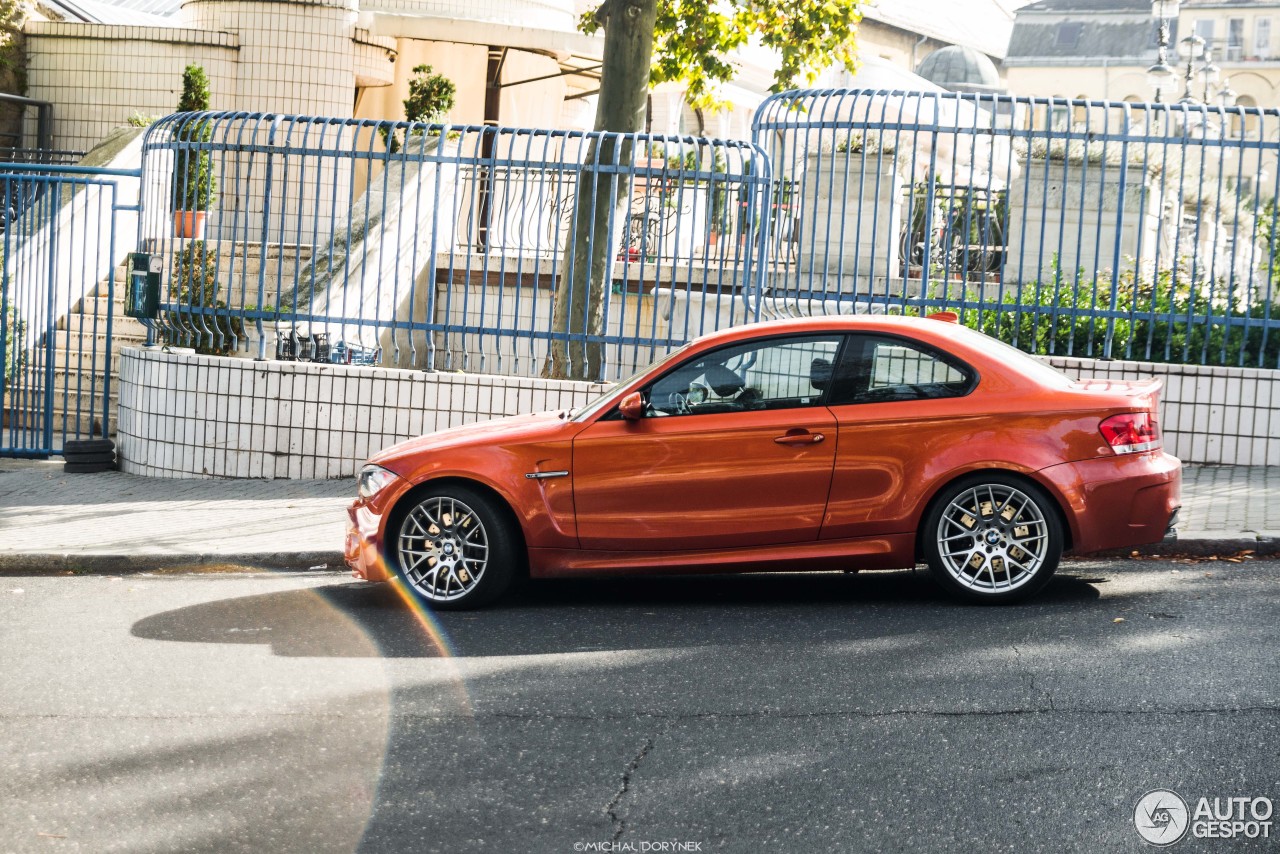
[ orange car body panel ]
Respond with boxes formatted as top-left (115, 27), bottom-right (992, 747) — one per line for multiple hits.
top-left (345, 315), bottom-right (1182, 583)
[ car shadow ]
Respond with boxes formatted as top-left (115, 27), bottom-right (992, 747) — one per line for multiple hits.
top-left (130, 569), bottom-right (1105, 659)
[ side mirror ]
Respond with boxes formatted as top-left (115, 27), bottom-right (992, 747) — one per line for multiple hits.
top-left (618, 392), bottom-right (645, 421)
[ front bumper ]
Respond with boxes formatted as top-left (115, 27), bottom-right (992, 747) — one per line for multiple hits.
top-left (1039, 451), bottom-right (1182, 554)
top-left (345, 501), bottom-right (392, 582)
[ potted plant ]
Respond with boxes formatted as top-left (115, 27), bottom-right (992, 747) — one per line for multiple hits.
top-left (171, 64), bottom-right (216, 239)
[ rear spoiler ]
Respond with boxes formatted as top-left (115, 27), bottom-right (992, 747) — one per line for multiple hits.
top-left (1071, 377), bottom-right (1163, 398)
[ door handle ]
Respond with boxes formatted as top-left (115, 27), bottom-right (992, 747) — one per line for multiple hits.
top-left (774, 431), bottom-right (824, 446)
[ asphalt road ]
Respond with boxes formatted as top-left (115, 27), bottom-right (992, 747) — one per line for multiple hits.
top-left (1, 559), bottom-right (1277, 853)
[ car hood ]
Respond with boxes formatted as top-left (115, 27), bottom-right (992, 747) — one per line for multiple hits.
top-left (369, 410), bottom-right (576, 471)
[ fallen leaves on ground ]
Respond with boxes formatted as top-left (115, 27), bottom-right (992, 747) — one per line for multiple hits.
top-left (1127, 549), bottom-right (1259, 565)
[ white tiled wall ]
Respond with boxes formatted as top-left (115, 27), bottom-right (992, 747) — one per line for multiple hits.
top-left (1043, 355), bottom-right (1280, 466)
top-left (25, 0), bottom-right (389, 157)
top-left (116, 347), bottom-right (608, 479)
top-left (25, 24), bottom-right (239, 156)
top-left (183, 0), bottom-right (357, 119)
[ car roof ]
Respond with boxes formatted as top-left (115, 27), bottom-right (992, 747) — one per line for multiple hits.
top-left (679, 313), bottom-right (1070, 387)
top-left (691, 313), bottom-right (981, 349)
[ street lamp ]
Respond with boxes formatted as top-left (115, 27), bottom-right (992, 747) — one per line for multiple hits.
top-left (1199, 47), bottom-right (1221, 101)
top-left (1178, 32), bottom-right (1206, 103)
top-left (1148, 0), bottom-right (1180, 103)
top-left (1147, 0), bottom-right (1178, 140)
top-left (1218, 79), bottom-right (1238, 108)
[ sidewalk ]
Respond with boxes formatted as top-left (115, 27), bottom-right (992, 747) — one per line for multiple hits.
top-left (0, 460), bottom-right (1276, 573)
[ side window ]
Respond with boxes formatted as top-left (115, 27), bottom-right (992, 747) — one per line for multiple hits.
top-left (644, 335), bottom-right (843, 416)
top-left (829, 335), bottom-right (974, 405)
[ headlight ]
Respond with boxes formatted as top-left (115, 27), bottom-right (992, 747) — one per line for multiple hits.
top-left (357, 464), bottom-right (398, 499)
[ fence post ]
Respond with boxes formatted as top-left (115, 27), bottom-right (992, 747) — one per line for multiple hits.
top-left (254, 116), bottom-right (280, 360)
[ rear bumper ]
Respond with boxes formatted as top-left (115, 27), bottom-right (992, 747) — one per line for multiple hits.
top-left (1039, 451), bottom-right (1182, 554)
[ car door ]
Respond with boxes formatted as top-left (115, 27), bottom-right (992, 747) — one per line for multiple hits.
top-left (821, 333), bottom-right (979, 540)
top-left (572, 334), bottom-right (844, 551)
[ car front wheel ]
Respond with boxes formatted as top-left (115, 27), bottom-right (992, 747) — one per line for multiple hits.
top-left (390, 484), bottom-right (518, 610)
top-left (923, 474), bottom-right (1063, 603)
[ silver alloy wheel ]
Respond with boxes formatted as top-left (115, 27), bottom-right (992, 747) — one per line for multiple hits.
top-left (935, 482), bottom-right (1049, 594)
top-left (398, 496), bottom-right (490, 602)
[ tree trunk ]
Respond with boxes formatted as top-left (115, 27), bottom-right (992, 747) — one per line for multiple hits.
top-left (543, 0), bottom-right (657, 381)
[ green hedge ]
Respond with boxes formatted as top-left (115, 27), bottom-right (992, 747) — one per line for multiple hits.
top-left (920, 272), bottom-right (1280, 369)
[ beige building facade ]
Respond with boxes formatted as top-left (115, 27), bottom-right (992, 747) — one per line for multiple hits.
top-left (1006, 0), bottom-right (1280, 109)
top-left (13, 0), bottom-right (1021, 157)
top-left (19, 0), bottom-right (594, 155)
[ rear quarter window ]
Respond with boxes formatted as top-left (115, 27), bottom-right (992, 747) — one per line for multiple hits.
top-left (831, 334), bottom-right (976, 404)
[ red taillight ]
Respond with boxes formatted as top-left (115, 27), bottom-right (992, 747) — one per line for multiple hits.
top-left (1099, 412), bottom-right (1161, 454)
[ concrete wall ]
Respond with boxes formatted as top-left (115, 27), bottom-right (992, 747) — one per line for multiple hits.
top-left (116, 344), bottom-right (1280, 480)
top-left (116, 347), bottom-right (607, 479)
top-left (796, 154), bottom-right (903, 287)
top-left (1004, 158), bottom-right (1175, 286)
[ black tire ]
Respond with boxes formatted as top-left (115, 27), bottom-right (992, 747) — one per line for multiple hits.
top-left (63, 461), bottom-right (117, 474)
top-left (62, 451), bottom-right (116, 465)
top-left (386, 483), bottom-right (520, 610)
top-left (922, 473), bottom-right (1063, 604)
top-left (63, 439), bottom-right (114, 455)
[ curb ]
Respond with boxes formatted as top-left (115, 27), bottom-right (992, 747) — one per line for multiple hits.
top-left (1, 539), bottom-right (1276, 577)
top-left (0, 551), bottom-right (348, 575)
top-left (1094, 533), bottom-right (1280, 560)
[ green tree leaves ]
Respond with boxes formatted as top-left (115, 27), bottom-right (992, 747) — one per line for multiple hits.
top-left (582, 0), bottom-right (862, 113)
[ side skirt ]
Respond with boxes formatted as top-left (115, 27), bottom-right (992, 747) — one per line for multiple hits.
top-left (528, 533), bottom-right (916, 578)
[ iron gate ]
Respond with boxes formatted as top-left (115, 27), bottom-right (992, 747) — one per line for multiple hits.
top-left (1, 164), bottom-right (128, 456)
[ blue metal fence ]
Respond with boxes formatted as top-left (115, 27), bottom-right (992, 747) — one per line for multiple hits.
top-left (138, 113), bottom-right (772, 381)
top-left (137, 95), bottom-right (1280, 380)
top-left (0, 164), bottom-right (126, 455)
top-left (752, 89), bottom-right (1280, 369)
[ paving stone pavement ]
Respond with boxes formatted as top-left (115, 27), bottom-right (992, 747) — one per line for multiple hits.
top-left (0, 459), bottom-right (1275, 573)
top-left (0, 460), bottom-right (352, 571)
top-left (1179, 464), bottom-right (1280, 536)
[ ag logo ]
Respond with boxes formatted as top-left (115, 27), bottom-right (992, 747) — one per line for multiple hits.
top-left (1135, 790), bottom-right (1190, 846)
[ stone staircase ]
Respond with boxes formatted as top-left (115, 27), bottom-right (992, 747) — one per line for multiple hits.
top-left (4, 241), bottom-right (319, 445)
top-left (3, 265), bottom-right (149, 439)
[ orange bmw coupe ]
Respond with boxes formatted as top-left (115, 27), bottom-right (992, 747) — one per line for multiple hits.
top-left (346, 314), bottom-right (1181, 608)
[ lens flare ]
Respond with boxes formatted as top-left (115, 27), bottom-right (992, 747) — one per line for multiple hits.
top-left (373, 554), bottom-right (475, 718)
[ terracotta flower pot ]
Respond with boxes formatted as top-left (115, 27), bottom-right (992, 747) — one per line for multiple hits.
top-left (173, 210), bottom-right (207, 239)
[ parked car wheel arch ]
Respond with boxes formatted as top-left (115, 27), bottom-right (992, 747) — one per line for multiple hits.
top-left (383, 476), bottom-right (529, 576)
top-left (913, 468), bottom-right (1074, 562)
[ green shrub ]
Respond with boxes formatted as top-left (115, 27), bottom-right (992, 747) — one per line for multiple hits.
top-left (166, 240), bottom-right (242, 355)
top-left (2, 299), bottom-right (23, 386)
top-left (936, 267), bottom-right (1279, 369)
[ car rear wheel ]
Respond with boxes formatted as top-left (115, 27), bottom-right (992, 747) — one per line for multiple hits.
top-left (390, 485), bottom-right (518, 610)
top-left (924, 474), bottom-right (1063, 603)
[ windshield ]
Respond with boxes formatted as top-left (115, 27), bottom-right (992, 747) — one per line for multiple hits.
top-left (569, 343), bottom-right (693, 422)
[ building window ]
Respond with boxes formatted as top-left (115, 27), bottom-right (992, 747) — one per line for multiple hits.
top-left (1228, 18), bottom-right (1244, 60)
top-left (1195, 19), bottom-right (1216, 47)
top-left (1054, 22), bottom-right (1084, 49)
top-left (1050, 104), bottom-right (1070, 132)
top-left (1256, 18), bottom-right (1271, 58)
